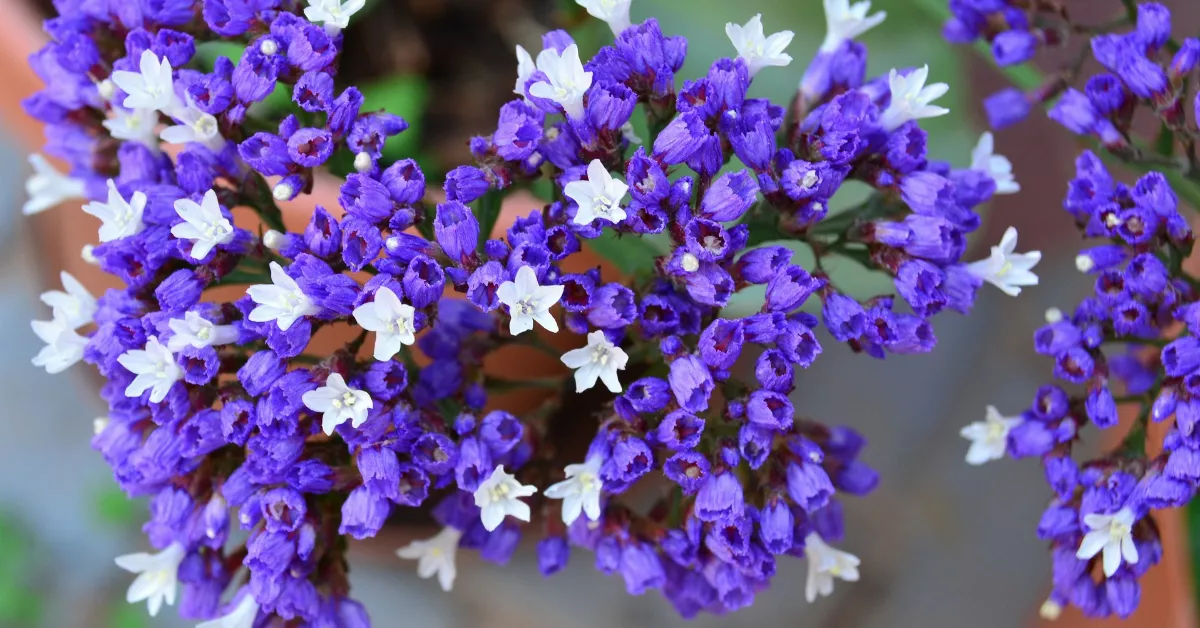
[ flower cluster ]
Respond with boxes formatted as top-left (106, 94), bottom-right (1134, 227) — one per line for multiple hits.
top-left (943, 0), bottom-right (1198, 134)
top-left (25, 0), bottom-right (1036, 624)
top-left (949, 2), bottom-right (1200, 620)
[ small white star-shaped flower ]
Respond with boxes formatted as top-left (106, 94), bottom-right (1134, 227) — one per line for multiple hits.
top-left (171, 189), bottom-right (235, 260)
top-left (564, 159), bottom-right (629, 226)
top-left (40, 271), bottom-right (95, 329)
top-left (960, 405), bottom-right (1021, 465)
top-left (118, 336), bottom-right (184, 403)
top-left (31, 314), bottom-right (88, 374)
top-left (966, 227), bottom-right (1041, 297)
top-left (560, 330), bottom-right (628, 393)
top-left (83, 179), bottom-right (147, 243)
top-left (114, 542), bottom-right (185, 617)
top-left (247, 261), bottom-right (320, 331)
top-left (970, 131), bottom-right (1020, 195)
top-left (110, 49), bottom-right (181, 113)
top-left (1077, 506), bottom-right (1139, 577)
top-left (803, 533), bottom-right (861, 603)
top-left (303, 0), bottom-right (366, 32)
top-left (352, 286), bottom-right (416, 361)
top-left (396, 526), bottom-right (463, 592)
top-left (166, 311), bottom-right (238, 352)
top-left (197, 594), bottom-right (259, 628)
top-left (543, 456), bottom-right (604, 526)
top-left (474, 465), bottom-right (538, 531)
top-left (160, 100), bottom-right (225, 152)
top-left (496, 266), bottom-right (564, 335)
top-left (23, 153), bottom-right (87, 215)
top-left (820, 0), bottom-right (886, 53)
top-left (103, 107), bottom-right (161, 151)
top-left (514, 45), bottom-right (537, 100)
top-left (528, 44), bottom-right (593, 120)
top-left (302, 372), bottom-right (374, 435)
top-left (725, 14), bottom-right (794, 78)
top-left (879, 65), bottom-right (950, 132)
top-left (576, 0), bottom-right (633, 36)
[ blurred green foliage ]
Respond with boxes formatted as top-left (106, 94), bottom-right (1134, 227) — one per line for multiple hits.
top-left (0, 516), bottom-right (42, 626)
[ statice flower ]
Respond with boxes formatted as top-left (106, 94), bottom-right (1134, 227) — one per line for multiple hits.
top-left (944, 4), bottom-right (1200, 619)
top-left (21, 0), bottom-right (1032, 622)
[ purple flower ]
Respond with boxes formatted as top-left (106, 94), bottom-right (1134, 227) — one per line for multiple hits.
top-left (668, 355), bottom-right (714, 413)
top-left (786, 456), bottom-right (834, 513)
top-left (434, 201), bottom-right (480, 265)
top-left (695, 470), bottom-right (744, 522)
top-left (537, 536), bottom-right (570, 576)
top-left (765, 265), bottom-right (822, 312)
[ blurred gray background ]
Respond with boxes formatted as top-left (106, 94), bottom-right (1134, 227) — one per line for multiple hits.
top-left (0, 0), bottom-right (1107, 626)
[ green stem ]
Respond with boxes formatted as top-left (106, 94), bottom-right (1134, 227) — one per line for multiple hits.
top-left (484, 376), bottom-right (564, 392)
top-left (507, 334), bottom-right (562, 358)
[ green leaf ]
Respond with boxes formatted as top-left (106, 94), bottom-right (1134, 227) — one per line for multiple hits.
top-left (192, 41), bottom-right (246, 70)
top-left (475, 190), bottom-right (505, 244)
top-left (108, 604), bottom-right (149, 628)
top-left (357, 75), bottom-right (430, 162)
top-left (585, 231), bottom-right (668, 276)
top-left (94, 485), bottom-right (143, 527)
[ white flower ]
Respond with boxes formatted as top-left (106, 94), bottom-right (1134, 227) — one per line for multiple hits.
top-left (970, 131), bottom-right (1020, 195)
top-left (353, 151), bottom-right (373, 172)
top-left (262, 229), bottom-right (286, 251)
top-left (474, 465), bottom-right (538, 531)
top-left (543, 457), bottom-right (604, 526)
top-left (272, 181), bottom-right (295, 201)
top-left (114, 542), bottom-right (185, 617)
top-left (959, 405), bottom-right (1021, 465)
top-left (1077, 507), bottom-right (1139, 577)
top-left (23, 153), bottom-right (86, 215)
top-left (395, 526), bottom-right (463, 592)
top-left (820, 0), bottom-right (886, 53)
top-left (1039, 599), bottom-right (1063, 621)
top-left (103, 107), bottom-right (161, 150)
top-left (167, 311), bottom-right (238, 352)
top-left (161, 101), bottom-right (226, 152)
top-left (97, 79), bottom-right (115, 101)
top-left (514, 44), bottom-right (537, 100)
top-left (83, 179), bottom-right (147, 243)
top-left (576, 0), bottom-right (633, 36)
top-left (40, 271), bottom-right (96, 329)
top-left (725, 14), bottom-right (794, 78)
top-left (94, 416), bottom-right (110, 435)
top-left (620, 121), bottom-right (643, 145)
top-left (803, 533), bottom-right (861, 603)
top-left (352, 286), bottom-right (416, 361)
top-left (301, 373), bottom-right (374, 435)
top-left (110, 49), bottom-right (180, 113)
top-left (197, 594), bottom-right (259, 628)
top-left (303, 0), bottom-right (366, 31)
top-left (879, 65), bottom-right (950, 132)
top-left (966, 227), bottom-right (1041, 297)
top-left (560, 330), bottom-right (628, 393)
top-left (31, 315), bottom-right (88, 374)
top-left (171, 189), bottom-right (235, 260)
top-left (118, 336), bottom-right (184, 403)
top-left (496, 266), bottom-right (565, 335)
top-left (564, 159), bottom-right (628, 225)
top-left (247, 261), bottom-right (320, 331)
top-left (528, 44), bottom-right (593, 120)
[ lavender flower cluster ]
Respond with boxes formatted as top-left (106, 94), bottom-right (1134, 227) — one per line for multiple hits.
top-left (24, 0), bottom-right (1034, 624)
top-left (946, 1), bottom-right (1200, 621)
